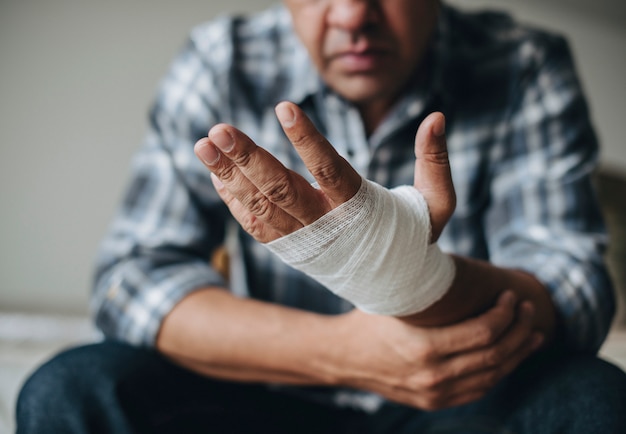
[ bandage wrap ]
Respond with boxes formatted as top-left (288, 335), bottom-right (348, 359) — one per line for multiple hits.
top-left (265, 178), bottom-right (456, 316)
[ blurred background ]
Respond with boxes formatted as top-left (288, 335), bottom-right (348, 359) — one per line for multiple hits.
top-left (1, 0), bottom-right (625, 431)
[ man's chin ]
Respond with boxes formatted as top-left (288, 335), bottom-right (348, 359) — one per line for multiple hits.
top-left (327, 75), bottom-right (399, 106)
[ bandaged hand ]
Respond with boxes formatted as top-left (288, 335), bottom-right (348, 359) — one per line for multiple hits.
top-left (266, 178), bottom-right (455, 315)
top-left (194, 102), bottom-right (456, 316)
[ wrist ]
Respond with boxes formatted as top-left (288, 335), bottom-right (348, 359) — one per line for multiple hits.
top-left (315, 310), bottom-right (386, 390)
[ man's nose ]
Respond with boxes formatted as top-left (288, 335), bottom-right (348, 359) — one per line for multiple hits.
top-left (327, 0), bottom-right (378, 34)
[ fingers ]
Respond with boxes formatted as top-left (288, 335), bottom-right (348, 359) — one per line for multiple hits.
top-left (210, 173), bottom-right (283, 243)
top-left (440, 390), bottom-right (490, 410)
top-left (436, 301), bottom-right (541, 379)
top-left (412, 301), bottom-right (542, 411)
top-left (413, 112), bottom-right (456, 242)
top-left (194, 102), bottom-right (364, 241)
top-left (428, 291), bottom-right (518, 356)
top-left (195, 124), bottom-right (329, 233)
top-left (388, 299), bottom-right (542, 411)
top-left (195, 135), bottom-right (301, 238)
top-left (275, 102), bottom-right (362, 206)
top-left (415, 326), bottom-right (542, 411)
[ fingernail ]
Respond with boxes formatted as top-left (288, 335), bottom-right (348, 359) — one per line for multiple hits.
top-left (275, 102), bottom-right (296, 128)
top-left (196, 141), bottom-right (220, 165)
top-left (433, 113), bottom-right (446, 137)
top-left (210, 172), bottom-right (223, 189)
top-left (210, 129), bottom-right (234, 153)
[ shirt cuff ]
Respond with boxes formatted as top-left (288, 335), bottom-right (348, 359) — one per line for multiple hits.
top-left (93, 261), bottom-right (228, 346)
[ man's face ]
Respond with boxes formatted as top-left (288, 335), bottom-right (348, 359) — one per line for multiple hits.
top-left (284, 0), bottom-right (439, 107)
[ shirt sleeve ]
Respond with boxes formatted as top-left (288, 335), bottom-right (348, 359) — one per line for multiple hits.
top-left (91, 32), bottom-right (232, 346)
top-left (486, 35), bottom-right (615, 352)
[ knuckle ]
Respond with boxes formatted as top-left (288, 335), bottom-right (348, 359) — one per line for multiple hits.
top-left (289, 130), bottom-right (320, 150)
top-left (423, 150), bottom-right (450, 166)
top-left (415, 339), bottom-right (437, 361)
top-left (419, 394), bottom-right (445, 411)
top-left (217, 164), bottom-right (238, 183)
top-left (230, 147), bottom-right (254, 167)
top-left (220, 192), bottom-right (236, 209)
top-left (312, 163), bottom-right (343, 187)
top-left (442, 194), bottom-right (457, 217)
top-left (265, 174), bottom-right (298, 207)
top-left (419, 370), bottom-right (445, 390)
top-left (475, 325), bottom-right (497, 346)
top-left (246, 194), bottom-right (272, 219)
top-left (482, 347), bottom-right (505, 367)
top-left (240, 214), bottom-right (263, 238)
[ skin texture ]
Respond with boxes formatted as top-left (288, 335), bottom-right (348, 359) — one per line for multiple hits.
top-left (194, 103), bottom-right (556, 335)
top-left (156, 0), bottom-right (558, 410)
top-left (159, 288), bottom-right (543, 410)
top-left (285, 0), bottom-right (439, 133)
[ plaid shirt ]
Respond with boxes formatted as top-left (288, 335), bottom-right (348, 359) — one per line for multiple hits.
top-left (93, 4), bottom-right (614, 360)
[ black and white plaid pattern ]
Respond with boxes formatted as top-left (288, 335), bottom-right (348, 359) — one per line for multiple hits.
top-left (92, 4), bottom-right (614, 359)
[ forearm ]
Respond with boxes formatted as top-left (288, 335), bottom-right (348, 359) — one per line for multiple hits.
top-left (155, 284), bottom-right (542, 411)
top-left (156, 287), bottom-right (342, 385)
top-left (401, 255), bottom-right (557, 343)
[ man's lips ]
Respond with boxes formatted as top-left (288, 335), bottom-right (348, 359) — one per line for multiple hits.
top-left (329, 48), bottom-right (391, 73)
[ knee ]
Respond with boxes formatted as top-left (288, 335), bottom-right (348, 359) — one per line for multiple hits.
top-left (516, 354), bottom-right (626, 432)
top-left (16, 341), bottom-right (155, 431)
top-left (16, 347), bottom-right (85, 432)
top-left (564, 357), bottom-right (626, 418)
top-left (18, 344), bottom-right (112, 420)
top-left (560, 355), bottom-right (626, 395)
top-left (17, 347), bottom-right (84, 418)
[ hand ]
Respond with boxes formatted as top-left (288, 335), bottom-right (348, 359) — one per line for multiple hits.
top-left (194, 101), bottom-right (455, 243)
top-left (334, 291), bottom-right (543, 410)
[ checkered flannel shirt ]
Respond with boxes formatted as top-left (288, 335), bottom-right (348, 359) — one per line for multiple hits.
top-left (93, 4), bottom-right (614, 361)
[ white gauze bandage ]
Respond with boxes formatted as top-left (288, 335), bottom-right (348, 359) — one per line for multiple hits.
top-left (265, 178), bottom-right (456, 316)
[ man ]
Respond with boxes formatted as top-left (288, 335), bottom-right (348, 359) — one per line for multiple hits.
top-left (17, 1), bottom-right (626, 433)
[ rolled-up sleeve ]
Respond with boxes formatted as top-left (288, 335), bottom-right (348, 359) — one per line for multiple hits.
top-left (486, 36), bottom-right (615, 352)
top-left (91, 34), bottom-right (231, 346)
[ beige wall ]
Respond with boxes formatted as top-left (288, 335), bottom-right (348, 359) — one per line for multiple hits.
top-left (0, 0), bottom-right (275, 314)
top-left (1, 0), bottom-right (624, 314)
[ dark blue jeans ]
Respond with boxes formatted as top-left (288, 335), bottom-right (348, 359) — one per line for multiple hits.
top-left (16, 341), bottom-right (626, 433)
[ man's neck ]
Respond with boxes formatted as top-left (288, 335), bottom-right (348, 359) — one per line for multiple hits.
top-left (356, 66), bottom-right (430, 137)
top-left (357, 99), bottom-right (394, 137)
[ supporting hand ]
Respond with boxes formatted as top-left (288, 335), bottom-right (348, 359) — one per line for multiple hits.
top-left (335, 291), bottom-right (542, 410)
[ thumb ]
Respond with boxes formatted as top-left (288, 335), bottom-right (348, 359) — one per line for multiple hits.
top-left (413, 112), bottom-right (456, 243)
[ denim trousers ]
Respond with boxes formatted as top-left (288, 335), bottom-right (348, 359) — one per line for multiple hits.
top-left (16, 340), bottom-right (626, 434)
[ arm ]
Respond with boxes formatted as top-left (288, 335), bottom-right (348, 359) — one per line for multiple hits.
top-left (195, 36), bottom-right (615, 352)
top-left (91, 31), bottom-right (537, 410)
top-left (97, 81), bottom-right (540, 411)
top-left (92, 26), bottom-right (536, 410)
top-left (479, 35), bottom-right (614, 352)
top-left (196, 104), bottom-right (557, 341)
top-left (157, 286), bottom-right (541, 410)
top-left (403, 255), bottom-right (556, 341)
